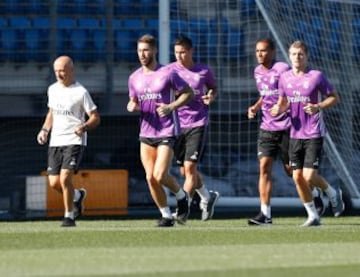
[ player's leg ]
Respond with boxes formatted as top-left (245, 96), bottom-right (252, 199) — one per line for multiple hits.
top-left (182, 126), bottom-right (218, 221)
top-left (155, 142), bottom-right (189, 224)
top-left (304, 138), bottom-right (344, 216)
top-left (196, 173), bottom-right (220, 221)
top-left (248, 129), bottom-right (277, 225)
top-left (59, 145), bottom-right (84, 227)
top-left (290, 139), bottom-right (320, 227)
top-left (59, 168), bottom-right (76, 226)
top-left (47, 147), bottom-right (62, 193)
top-left (140, 140), bottom-right (174, 227)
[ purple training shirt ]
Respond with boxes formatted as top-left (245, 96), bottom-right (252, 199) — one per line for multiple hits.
top-left (128, 64), bottom-right (188, 138)
top-left (254, 61), bottom-right (291, 131)
top-left (167, 62), bottom-right (217, 128)
top-left (278, 69), bottom-right (334, 139)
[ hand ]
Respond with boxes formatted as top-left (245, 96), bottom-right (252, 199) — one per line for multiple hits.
top-left (202, 93), bottom-right (215, 105)
top-left (269, 104), bottom-right (280, 116)
top-left (155, 103), bottom-right (172, 117)
top-left (37, 129), bottom-right (48, 145)
top-left (74, 124), bottom-right (87, 137)
top-left (303, 103), bottom-right (320, 115)
top-left (127, 101), bottom-right (139, 112)
top-left (248, 106), bottom-right (257, 119)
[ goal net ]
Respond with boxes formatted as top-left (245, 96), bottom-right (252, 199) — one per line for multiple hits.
top-left (170, 0), bottom-right (360, 201)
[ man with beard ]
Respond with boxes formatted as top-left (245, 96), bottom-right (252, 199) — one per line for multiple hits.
top-left (127, 34), bottom-right (194, 227)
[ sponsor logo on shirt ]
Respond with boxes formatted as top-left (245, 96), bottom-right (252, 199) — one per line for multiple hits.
top-left (287, 90), bottom-right (310, 103)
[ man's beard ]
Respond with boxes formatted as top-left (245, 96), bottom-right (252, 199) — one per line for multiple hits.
top-left (143, 56), bottom-right (154, 67)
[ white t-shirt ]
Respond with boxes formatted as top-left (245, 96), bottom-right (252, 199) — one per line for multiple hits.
top-left (47, 81), bottom-right (97, 146)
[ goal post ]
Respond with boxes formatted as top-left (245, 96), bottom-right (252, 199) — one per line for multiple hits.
top-left (168, 0), bottom-right (360, 209)
top-left (255, 0), bottom-right (360, 200)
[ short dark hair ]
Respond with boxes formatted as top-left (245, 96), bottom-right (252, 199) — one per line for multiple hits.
top-left (256, 38), bottom-right (275, 51)
top-left (174, 35), bottom-right (193, 50)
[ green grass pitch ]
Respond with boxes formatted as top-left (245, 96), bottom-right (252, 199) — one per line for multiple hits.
top-left (0, 217), bottom-right (360, 276)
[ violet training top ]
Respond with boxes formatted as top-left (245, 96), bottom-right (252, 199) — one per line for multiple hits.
top-left (254, 61), bottom-right (291, 131)
top-left (167, 62), bottom-right (217, 128)
top-left (128, 64), bottom-right (188, 138)
top-left (278, 69), bottom-right (334, 139)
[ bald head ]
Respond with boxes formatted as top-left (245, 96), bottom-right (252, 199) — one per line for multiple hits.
top-left (53, 56), bottom-right (74, 87)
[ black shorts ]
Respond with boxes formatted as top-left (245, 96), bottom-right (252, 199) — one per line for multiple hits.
top-left (139, 136), bottom-right (176, 148)
top-left (257, 129), bottom-right (290, 165)
top-left (174, 126), bottom-right (207, 165)
top-left (289, 137), bottom-right (323, 169)
top-left (47, 145), bottom-right (85, 175)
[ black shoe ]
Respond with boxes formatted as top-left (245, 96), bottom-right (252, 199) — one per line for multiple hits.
top-left (61, 217), bottom-right (76, 227)
top-left (157, 217), bottom-right (175, 227)
top-left (74, 188), bottom-right (87, 218)
top-left (175, 191), bottom-right (190, 224)
top-left (313, 188), bottom-right (326, 216)
top-left (248, 212), bottom-right (272, 225)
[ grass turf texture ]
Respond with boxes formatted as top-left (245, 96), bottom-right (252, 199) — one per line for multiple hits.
top-left (0, 217), bottom-right (360, 276)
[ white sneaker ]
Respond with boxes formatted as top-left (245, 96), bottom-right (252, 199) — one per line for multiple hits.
top-left (200, 191), bottom-right (220, 221)
top-left (301, 217), bottom-right (321, 227)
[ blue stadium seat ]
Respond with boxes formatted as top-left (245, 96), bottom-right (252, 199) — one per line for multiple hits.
top-left (140, 0), bottom-right (158, 16)
top-left (56, 18), bottom-right (77, 55)
top-left (93, 29), bottom-right (106, 61)
top-left (206, 32), bottom-right (218, 59)
top-left (328, 19), bottom-right (341, 60)
top-left (78, 18), bottom-right (100, 29)
top-left (72, 0), bottom-right (105, 15)
top-left (293, 19), bottom-right (321, 60)
top-left (240, 0), bottom-right (257, 18)
top-left (71, 18), bottom-right (101, 62)
top-left (25, 17), bottom-right (50, 62)
top-left (0, 24), bottom-right (18, 61)
top-left (3, 0), bottom-right (25, 14)
top-left (114, 0), bottom-right (137, 15)
top-left (225, 28), bottom-right (245, 60)
top-left (170, 19), bottom-right (188, 36)
top-left (26, 0), bottom-right (49, 14)
top-left (70, 29), bottom-right (88, 62)
top-left (353, 19), bottom-right (360, 59)
top-left (7, 17), bottom-right (31, 62)
top-left (57, 0), bottom-right (75, 15)
top-left (145, 19), bottom-right (159, 37)
top-left (114, 30), bottom-right (137, 62)
top-left (122, 19), bottom-right (143, 30)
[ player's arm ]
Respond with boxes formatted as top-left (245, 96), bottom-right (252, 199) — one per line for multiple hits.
top-left (248, 97), bottom-right (263, 119)
top-left (37, 108), bottom-right (53, 145)
top-left (156, 85), bottom-right (194, 117)
top-left (270, 96), bottom-right (288, 116)
top-left (75, 109), bottom-right (101, 136)
top-left (304, 91), bottom-right (340, 115)
top-left (202, 86), bottom-right (217, 105)
top-left (127, 97), bottom-right (140, 113)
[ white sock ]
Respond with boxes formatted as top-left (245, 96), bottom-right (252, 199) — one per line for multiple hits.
top-left (73, 189), bottom-right (80, 202)
top-left (324, 185), bottom-right (336, 199)
top-left (160, 207), bottom-right (172, 218)
top-left (174, 189), bottom-right (186, 200)
top-left (196, 185), bottom-right (210, 202)
top-left (188, 197), bottom-right (192, 207)
top-left (65, 211), bottom-right (74, 219)
top-left (261, 204), bottom-right (271, 218)
top-left (304, 201), bottom-right (319, 219)
top-left (312, 188), bottom-right (319, 197)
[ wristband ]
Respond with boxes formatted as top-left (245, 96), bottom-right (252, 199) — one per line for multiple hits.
top-left (82, 123), bottom-right (89, 131)
top-left (41, 128), bottom-right (49, 133)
